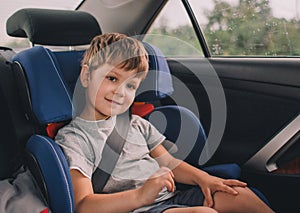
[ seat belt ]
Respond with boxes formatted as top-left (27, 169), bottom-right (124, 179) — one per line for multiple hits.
top-left (92, 110), bottom-right (130, 193)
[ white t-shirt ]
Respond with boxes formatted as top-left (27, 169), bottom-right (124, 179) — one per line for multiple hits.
top-left (55, 114), bottom-right (176, 211)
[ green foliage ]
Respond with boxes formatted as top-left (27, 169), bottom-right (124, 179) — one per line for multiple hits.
top-left (145, 25), bottom-right (203, 57)
top-left (146, 0), bottom-right (300, 57)
top-left (204, 0), bottom-right (300, 56)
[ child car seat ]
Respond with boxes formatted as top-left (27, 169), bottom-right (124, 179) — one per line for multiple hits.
top-left (7, 8), bottom-right (101, 213)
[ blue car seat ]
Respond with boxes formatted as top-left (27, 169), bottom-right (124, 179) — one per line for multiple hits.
top-left (7, 8), bottom-right (270, 212)
top-left (135, 43), bottom-right (242, 179)
top-left (7, 8), bottom-right (101, 213)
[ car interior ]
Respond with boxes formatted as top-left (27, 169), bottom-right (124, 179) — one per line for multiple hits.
top-left (0, 0), bottom-right (299, 212)
top-left (3, 6), bottom-right (270, 213)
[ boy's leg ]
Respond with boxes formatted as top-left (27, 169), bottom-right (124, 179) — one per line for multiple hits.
top-left (211, 187), bottom-right (275, 213)
top-left (164, 206), bottom-right (217, 213)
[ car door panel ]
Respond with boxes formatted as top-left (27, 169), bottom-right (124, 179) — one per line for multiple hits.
top-left (165, 58), bottom-right (300, 213)
top-left (166, 58), bottom-right (300, 164)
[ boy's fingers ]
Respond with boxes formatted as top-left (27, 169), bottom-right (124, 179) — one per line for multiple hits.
top-left (150, 167), bottom-right (175, 192)
top-left (170, 170), bottom-right (175, 178)
top-left (203, 188), bottom-right (214, 207)
top-left (224, 179), bottom-right (247, 187)
top-left (221, 185), bottom-right (239, 195)
top-left (166, 171), bottom-right (175, 192)
top-left (164, 178), bottom-right (175, 192)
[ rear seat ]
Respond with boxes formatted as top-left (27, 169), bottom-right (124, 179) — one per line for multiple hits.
top-left (0, 46), bottom-right (16, 61)
top-left (0, 50), bottom-right (34, 180)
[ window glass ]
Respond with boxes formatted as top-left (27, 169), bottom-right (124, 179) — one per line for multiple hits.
top-left (144, 0), bottom-right (203, 57)
top-left (189, 0), bottom-right (300, 57)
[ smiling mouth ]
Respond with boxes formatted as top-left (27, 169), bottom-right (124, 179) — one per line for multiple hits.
top-left (106, 98), bottom-right (123, 105)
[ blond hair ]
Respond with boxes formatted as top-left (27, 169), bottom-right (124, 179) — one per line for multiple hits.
top-left (82, 33), bottom-right (148, 75)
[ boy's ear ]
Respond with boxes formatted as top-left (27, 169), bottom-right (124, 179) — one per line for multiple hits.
top-left (80, 65), bottom-right (90, 87)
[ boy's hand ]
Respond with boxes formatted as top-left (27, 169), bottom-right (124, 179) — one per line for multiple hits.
top-left (199, 174), bottom-right (247, 208)
top-left (137, 167), bottom-right (175, 206)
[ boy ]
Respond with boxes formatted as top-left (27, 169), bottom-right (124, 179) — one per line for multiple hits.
top-left (55, 33), bottom-right (274, 213)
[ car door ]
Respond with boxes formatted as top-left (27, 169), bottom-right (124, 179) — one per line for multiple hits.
top-left (144, 0), bottom-right (300, 212)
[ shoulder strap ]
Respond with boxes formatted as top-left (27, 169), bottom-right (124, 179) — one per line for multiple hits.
top-left (92, 110), bottom-right (130, 193)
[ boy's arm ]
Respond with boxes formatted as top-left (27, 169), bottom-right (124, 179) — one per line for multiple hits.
top-left (150, 144), bottom-right (209, 185)
top-left (70, 168), bottom-right (175, 213)
top-left (150, 144), bottom-right (247, 207)
top-left (70, 169), bottom-right (142, 213)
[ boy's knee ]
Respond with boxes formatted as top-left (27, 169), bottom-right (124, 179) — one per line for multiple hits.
top-left (164, 206), bottom-right (217, 213)
top-left (192, 207), bottom-right (218, 213)
top-left (203, 207), bottom-right (218, 213)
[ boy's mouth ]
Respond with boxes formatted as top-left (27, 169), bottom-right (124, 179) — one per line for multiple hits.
top-left (105, 98), bottom-right (123, 106)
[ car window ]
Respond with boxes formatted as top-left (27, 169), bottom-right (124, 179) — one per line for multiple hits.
top-left (0, 0), bottom-right (82, 52)
top-left (143, 0), bottom-right (203, 58)
top-left (189, 0), bottom-right (300, 57)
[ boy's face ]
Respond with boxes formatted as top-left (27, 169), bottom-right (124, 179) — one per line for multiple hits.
top-left (81, 64), bottom-right (144, 120)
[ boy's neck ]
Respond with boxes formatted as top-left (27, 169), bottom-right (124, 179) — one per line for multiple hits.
top-left (79, 110), bottom-right (111, 121)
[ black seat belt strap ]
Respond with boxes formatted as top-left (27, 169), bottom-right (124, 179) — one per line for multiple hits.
top-left (92, 110), bottom-right (130, 193)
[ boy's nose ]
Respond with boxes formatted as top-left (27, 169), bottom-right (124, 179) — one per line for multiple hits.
top-left (113, 83), bottom-right (126, 97)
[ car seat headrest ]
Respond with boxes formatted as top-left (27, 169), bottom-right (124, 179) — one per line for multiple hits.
top-left (13, 46), bottom-right (74, 124)
top-left (6, 8), bottom-right (101, 46)
top-left (135, 42), bottom-right (174, 101)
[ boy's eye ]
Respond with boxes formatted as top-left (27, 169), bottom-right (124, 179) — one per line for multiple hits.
top-left (126, 83), bottom-right (136, 90)
top-left (107, 76), bottom-right (117, 82)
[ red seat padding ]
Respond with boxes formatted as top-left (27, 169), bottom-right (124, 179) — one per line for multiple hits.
top-left (132, 102), bottom-right (154, 117)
